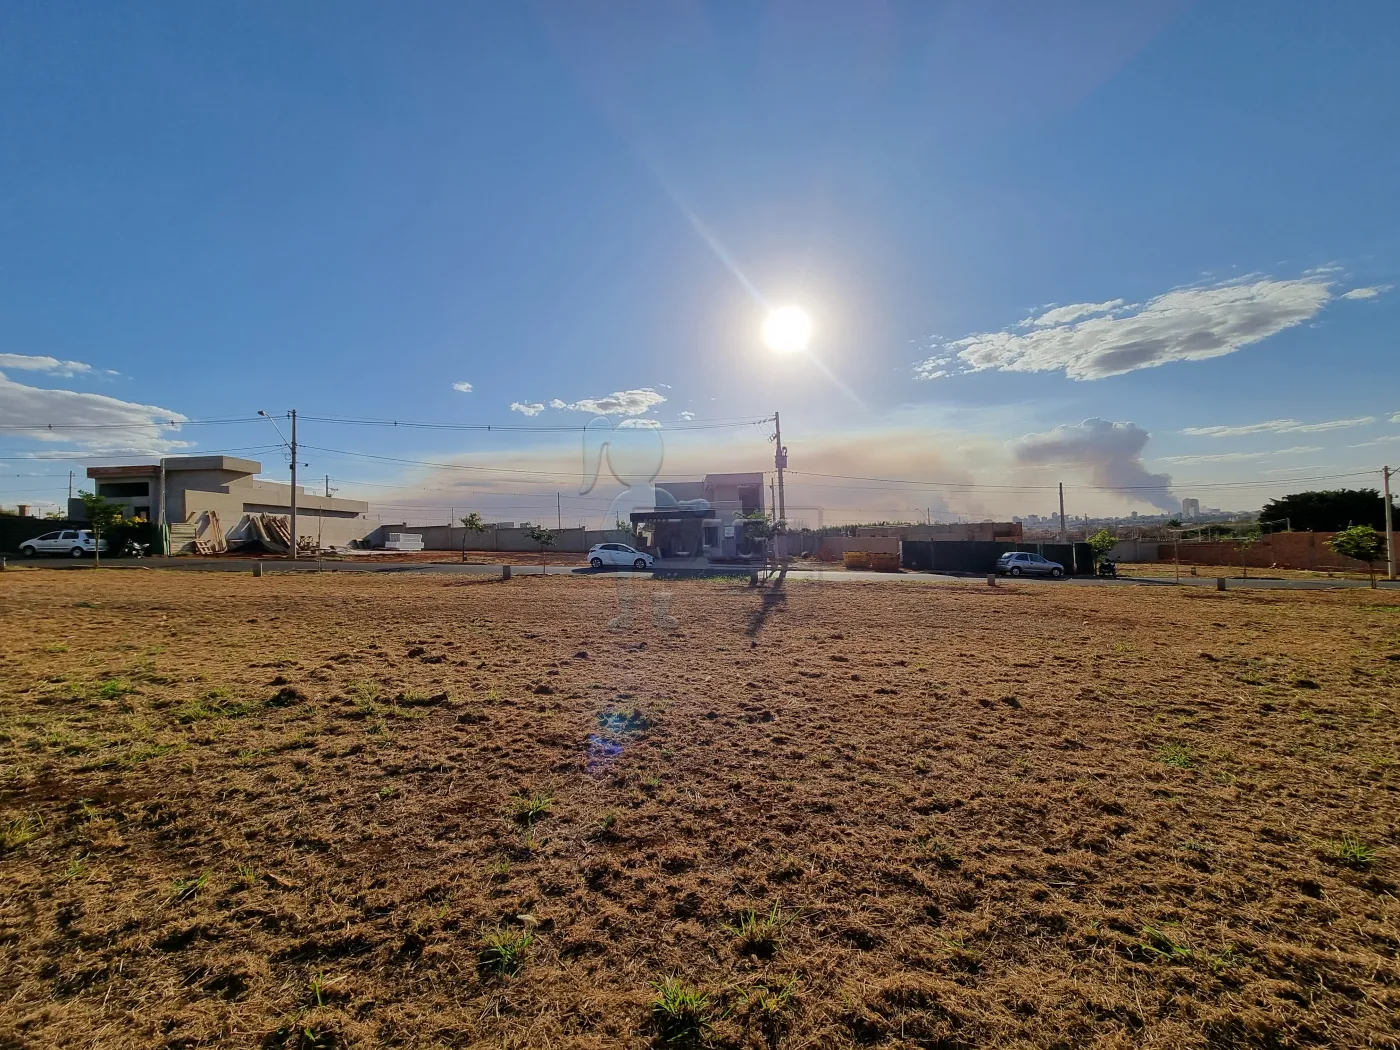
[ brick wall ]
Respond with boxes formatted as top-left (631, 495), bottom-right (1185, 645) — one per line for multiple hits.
top-left (1168, 532), bottom-right (1376, 571)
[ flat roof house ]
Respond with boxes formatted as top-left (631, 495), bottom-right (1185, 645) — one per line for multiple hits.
top-left (71, 455), bottom-right (373, 549)
top-left (630, 471), bottom-right (766, 560)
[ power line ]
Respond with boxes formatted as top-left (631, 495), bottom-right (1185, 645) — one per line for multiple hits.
top-left (785, 468), bottom-right (1381, 492)
top-left (279, 414), bottom-right (772, 433)
top-left (0, 416), bottom-right (262, 431)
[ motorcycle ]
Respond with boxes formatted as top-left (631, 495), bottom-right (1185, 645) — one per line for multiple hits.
top-left (1096, 559), bottom-right (1118, 578)
top-left (123, 540), bottom-right (150, 559)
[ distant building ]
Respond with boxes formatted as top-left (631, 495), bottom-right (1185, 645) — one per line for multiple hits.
top-left (630, 472), bottom-right (765, 559)
top-left (71, 455), bottom-right (372, 548)
top-left (1182, 497), bottom-right (1200, 518)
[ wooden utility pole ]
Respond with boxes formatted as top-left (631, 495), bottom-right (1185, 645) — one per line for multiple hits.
top-left (1385, 464), bottom-right (1395, 580)
top-left (1058, 482), bottom-right (1066, 542)
top-left (289, 409), bottom-right (298, 560)
top-left (773, 411), bottom-right (787, 524)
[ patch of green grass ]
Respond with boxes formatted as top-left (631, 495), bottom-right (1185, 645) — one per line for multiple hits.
top-left (44, 642), bottom-right (70, 654)
top-left (168, 872), bottom-right (208, 903)
top-left (378, 785), bottom-right (398, 800)
top-left (739, 976), bottom-right (798, 1030)
top-left (597, 706), bottom-right (651, 734)
top-left (651, 977), bottom-right (717, 1047)
top-left (235, 864), bottom-right (259, 889)
top-left (915, 835), bottom-right (962, 869)
top-left (1, 814), bottom-right (44, 852)
top-left (1323, 835), bottom-right (1378, 869)
top-left (1154, 742), bottom-right (1196, 769)
top-left (174, 688), bottom-right (257, 724)
top-left (724, 903), bottom-right (792, 958)
top-left (58, 855), bottom-right (89, 882)
top-left (509, 793), bottom-right (553, 826)
top-left (477, 926), bottom-right (532, 978)
top-left (96, 678), bottom-right (135, 701)
top-left (1138, 924), bottom-right (1193, 962)
top-left (123, 741), bottom-right (180, 766)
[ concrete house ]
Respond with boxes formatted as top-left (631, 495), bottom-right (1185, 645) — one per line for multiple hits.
top-left (72, 455), bottom-right (375, 549)
top-left (630, 471), bottom-right (766, 560)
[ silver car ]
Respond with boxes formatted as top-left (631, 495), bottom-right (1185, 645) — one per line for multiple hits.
top-left (996, 551), bottom-right (1064, 577)
top-left (19, 529), bottom-right (108, 558)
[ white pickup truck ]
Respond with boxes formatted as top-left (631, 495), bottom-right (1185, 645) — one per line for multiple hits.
top-left (18, 529), bottom-right (108, 558)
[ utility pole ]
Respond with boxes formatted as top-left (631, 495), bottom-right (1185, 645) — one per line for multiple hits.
top-left (159, 459), bottom-right (167, 557)
top-left (773, 411), bottom-right (787, 524)
top-left (325, 475), bottom-right (330, 498)
top-left (68, 470), bottom-right (73, 502)
top-left (1384, 464), bottom-right (1395, 581)
top-left (1058, 482), bottom-right (1066, 542)
top-left (557, 492), bottom-right (561, 530)
top-left (289, 410), bottom-right (298, 560)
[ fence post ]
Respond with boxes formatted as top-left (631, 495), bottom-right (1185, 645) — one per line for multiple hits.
top-left (987, 573), bottom-right (997, 587)
top-left (1216, 576), bottom-right (1226, 591)
top-left (502, 564), bottom-right (511, 581)
top-left (253, 562), bottom-right (263, 577)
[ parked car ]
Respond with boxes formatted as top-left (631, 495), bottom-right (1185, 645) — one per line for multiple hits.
top-left (587, 543), bottom-right (654, 570)
top-left (18, 529), bottom-right (108, 558)
top-left (996, 551), bottom-right (1064, 577)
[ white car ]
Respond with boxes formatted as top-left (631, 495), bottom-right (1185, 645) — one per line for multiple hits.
top-left (19, 529), bottom-right (108, 558)
top-left (587, 543), bottom-right (654, 571)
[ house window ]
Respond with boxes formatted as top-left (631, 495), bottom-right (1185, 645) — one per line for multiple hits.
top-left (97, 481), bottom-right (150, 498)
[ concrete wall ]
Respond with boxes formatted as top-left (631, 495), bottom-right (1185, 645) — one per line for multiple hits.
top-left (1108, 539), bottom-right (1162, 562)
top-left (370, 524), bottom-right (636, 553)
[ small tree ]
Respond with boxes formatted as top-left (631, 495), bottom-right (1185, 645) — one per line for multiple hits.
top-left (525, 524), bottom-right (555, 574)
top-left (1328, 525), bottom-right (1386, 588)
top-left (77, 490), bottom-right (122, 568)
top-left (1233, 524), bottom-right (1262, 580)
top-left (1086, 529), bottom-right (1118, 565)
top-left (460, 512), bottom-right (487, 561)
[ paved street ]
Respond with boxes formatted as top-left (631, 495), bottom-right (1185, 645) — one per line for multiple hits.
top-left (13, 557), bottom-right (1399, 591)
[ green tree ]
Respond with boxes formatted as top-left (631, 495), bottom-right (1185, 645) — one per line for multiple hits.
top-left (1261, 489), bottom-right (1393, 532)
top-left (77, 490), bottom-right (122, 568)
top-left (460, 512), bottom-right (487, 560)
top-left (525, 524), bottom-right (555, 573)
top-left (1085, 529), bottom-right (1118, 564)
top-left (1328, 525), bottom-right (1386, 588)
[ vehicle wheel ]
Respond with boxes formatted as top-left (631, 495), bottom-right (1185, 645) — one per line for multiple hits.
top-left (71, 547), bottom-right (86, 558)
top-left (633, 558), bottom-right (648, 570)
top-left (1050, 567), bottom-right (1063, 578)
top-left (20, 545), bottom-right (36, 557)
top-left (1009, 566), bottom-right (1022, 576)
top-left (590, 557), bottom-right (604, 569)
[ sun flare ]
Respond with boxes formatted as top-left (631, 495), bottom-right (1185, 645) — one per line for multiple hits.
top-left (762, 305), bottom-right (813, 353)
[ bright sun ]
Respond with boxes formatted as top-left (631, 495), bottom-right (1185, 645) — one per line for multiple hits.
top-left (762, 305), bottom-right (813, 353)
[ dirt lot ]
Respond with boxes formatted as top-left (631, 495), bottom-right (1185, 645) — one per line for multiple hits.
top-left (2, 571), bottom-right (1398, 1049)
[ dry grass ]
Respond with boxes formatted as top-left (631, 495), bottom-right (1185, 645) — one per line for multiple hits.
top-left (1, 569), bottom-right (1398, 1048)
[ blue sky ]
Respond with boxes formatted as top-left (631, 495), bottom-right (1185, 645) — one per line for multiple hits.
top-left (2, 1), bottom-right (1397, 524)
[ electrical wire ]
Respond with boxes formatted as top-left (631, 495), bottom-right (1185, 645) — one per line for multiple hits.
top-left (297, 413), bottom-right (771, 433)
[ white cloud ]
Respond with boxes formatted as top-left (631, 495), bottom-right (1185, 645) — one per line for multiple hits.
top-left (1160, 446), bottom-right (1321, 466)
top-left (546, 388), bottom-right (666, 416)
top-left (678, 411), bottom-right (695, 421)
top-left (0, 353), bottom-right (93, 377)
top-left (1348, 435), bottom-right (1400, 449)
top-left (509, 402), bottom-right (545, 417)
top-left (920, 276), bottom-right (1341, 381)
top-left (1391, 411), bottom-right (1400, 424)
top-left (452, 381), bottom-right (473, 393)
top-left (1013, 418), bottom-right (1176, 512)
top-left (1023, 299), bottom-right (1127, 328)
top-left (1182, 416), bottom-right (1374, 437)
top-left (1340, 285), bottom-right (1391, 300)
top-left (0, 370), bottom-right (188, 451)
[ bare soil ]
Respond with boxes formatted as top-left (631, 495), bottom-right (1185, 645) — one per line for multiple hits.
top-left (2, 571), bottom-right (1398, 1049)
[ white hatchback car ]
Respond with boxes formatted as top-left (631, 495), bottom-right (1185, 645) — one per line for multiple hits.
top-left (587, 543), bottom-right (654, 571)
top-left (19, 529), bottom-right (108, 558)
